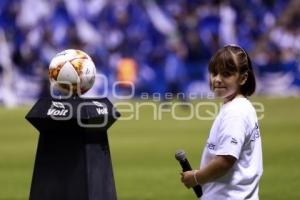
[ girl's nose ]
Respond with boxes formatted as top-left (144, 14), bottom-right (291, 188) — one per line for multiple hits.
top-left (214, 74), bottom-right (222, 83)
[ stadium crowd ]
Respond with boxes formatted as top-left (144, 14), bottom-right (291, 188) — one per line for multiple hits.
top-left (0, 0), bottom-right (300, 106)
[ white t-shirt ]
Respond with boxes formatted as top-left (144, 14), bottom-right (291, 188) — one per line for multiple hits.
top-left (200, 97), bottom-right (263, 200)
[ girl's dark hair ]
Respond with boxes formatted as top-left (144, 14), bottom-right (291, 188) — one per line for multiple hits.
top-left (208, 45), bottom-right (256, 96)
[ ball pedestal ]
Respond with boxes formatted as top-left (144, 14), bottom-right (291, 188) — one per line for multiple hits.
top-left (25, 97), bottom-right (120, 200)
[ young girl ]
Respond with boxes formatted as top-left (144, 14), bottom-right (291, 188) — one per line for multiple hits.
top-left (181, 45), bottom-right (263, 200)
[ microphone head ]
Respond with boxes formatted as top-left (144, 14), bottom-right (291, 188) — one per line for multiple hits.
top-left (175, 149), bottom-right (186, 161)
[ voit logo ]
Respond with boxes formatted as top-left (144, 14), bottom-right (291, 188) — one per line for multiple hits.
top-left (47, 101), bottom-right (69, 117)
top-left (92, 101), bottom-right (108, 115)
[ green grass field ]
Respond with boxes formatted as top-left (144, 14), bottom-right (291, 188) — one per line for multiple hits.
top-left (1, 97), bottom-right (300, 200)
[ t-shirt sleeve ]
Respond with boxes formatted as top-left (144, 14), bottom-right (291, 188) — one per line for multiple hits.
top-left (215, 111), bottom-right (247, 159)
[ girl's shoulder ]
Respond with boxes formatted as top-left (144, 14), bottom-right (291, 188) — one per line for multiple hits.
top-left (221, 97), bottom-right (255, 117)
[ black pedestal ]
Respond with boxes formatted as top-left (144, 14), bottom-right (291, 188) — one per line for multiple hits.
top-left (26, 97), bottom-right (120, 200)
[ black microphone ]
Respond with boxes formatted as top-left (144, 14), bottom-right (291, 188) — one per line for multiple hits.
top-left (175, 150), bottom-right (202, 198)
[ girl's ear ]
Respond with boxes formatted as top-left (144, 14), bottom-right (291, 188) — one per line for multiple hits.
top-left (239, 73), bottom-right (248, 85)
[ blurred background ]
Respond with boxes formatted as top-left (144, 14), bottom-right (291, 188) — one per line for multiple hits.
top-left (1, 0), bottom-right (300, 106)
top-left (1, 0), bottom-right (300, 200)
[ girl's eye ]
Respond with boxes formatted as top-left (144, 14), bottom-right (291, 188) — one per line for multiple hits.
top-left (211, 71), bottom-right (218, 76)
top-left (222, 72), bottom-right (231, 77)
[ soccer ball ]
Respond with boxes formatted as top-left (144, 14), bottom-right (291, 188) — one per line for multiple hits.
top-left (49, 49), bottom-right (96, 95)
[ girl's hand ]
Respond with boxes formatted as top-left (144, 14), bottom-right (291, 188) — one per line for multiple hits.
top-left (180, 170), bottom-right (198, 188)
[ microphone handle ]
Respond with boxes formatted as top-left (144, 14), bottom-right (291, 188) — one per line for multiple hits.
top-left (180, 159), bottom-right (203, 198)
top-left (179, 159), bottom-right (192, 171)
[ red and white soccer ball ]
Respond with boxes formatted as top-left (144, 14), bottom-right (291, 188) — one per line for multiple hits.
top-left (49, 49), bottom-right (96, 95)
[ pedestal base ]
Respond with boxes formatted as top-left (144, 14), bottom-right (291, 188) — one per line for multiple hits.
top-left (29, 132), bottom-right (116, 200)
